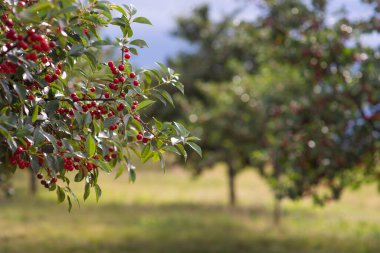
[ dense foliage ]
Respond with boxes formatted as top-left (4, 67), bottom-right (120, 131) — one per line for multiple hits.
top-left (168, 0), bottom-right (380, 205)
top-left (0, 0), bottom-right (200, 210)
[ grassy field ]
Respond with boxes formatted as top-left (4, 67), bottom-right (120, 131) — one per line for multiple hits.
top-left (1, 164), bottom-right (380, 253)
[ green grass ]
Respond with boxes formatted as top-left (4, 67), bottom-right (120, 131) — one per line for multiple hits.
top-left (1, 165), bottom-right (380, 253)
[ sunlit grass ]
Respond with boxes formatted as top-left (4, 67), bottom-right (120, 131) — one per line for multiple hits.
top-left (1, 164), bottom-right (380, 253)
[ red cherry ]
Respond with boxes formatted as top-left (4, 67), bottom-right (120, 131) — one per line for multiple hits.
top-left (118, 76), bottom-right (125, 83)
top-left (16, 146), bottom-right (24, 154)
top-left (27, 94), bottom-right (35, 101)
top-left (37, 173), bottom-right (43, 180)
top-left (87, 163), bottom-right (93, 171)
top-left (113, 78), bottom-right (119, 84)
top-left (17, 41), bottom-right (28, 50)
top-left (129, 72), bottom-right (136, 78)
top-left (118, 65), bottom-right (125, 71)
top-left (109, 146), bottom-right (115, 152)
top-left (55, 69), bottom-right (61, 75)
top-left (124, 48), bottom-right (129, 53)
top-left (1, 14), bottom-right (7, 21)
top-left (142, 137), bottom-right (150, 144)
top-left (49, 41), bottom-right (56, 48)
top-left (5, 19), bottom-right (14, 27)
top-left (136, 134), bottom-right (143, 140)
top-left (18, 160), bottom-right (25, 169)
top-left (45, 75), bottom-right (53, 83)
top-left (124, 53), bottom-right (131, 59)
top-left (108, 61), bottom-right (114, 67)
top-left (90, 87), bottom-right (96, 92)
top-left (41, 56), bottom-right (49, 63)
top-left (133, 80), bottom-right (140, 86)
top-left (111, 153), bottom-right (117, 159)
top-left (17, 1), bottom-right (26, 7)
top-left (51, 177), bottom-right (58, 184)
top-left (105, 92), bottom-right (110, 98)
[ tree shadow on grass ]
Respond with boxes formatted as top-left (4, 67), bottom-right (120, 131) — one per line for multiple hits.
top-left (0, 197), bottom-right (379, 253)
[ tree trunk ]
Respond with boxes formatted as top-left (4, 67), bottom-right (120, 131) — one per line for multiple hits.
top-left (227, 163), bottom-right (236, 206)
top-left (273, 197), bottom-right (282, 226)
top-left (30, 170), bottom-right (37, 195)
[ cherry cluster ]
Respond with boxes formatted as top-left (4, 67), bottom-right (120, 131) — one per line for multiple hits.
top-left (63, 157), bottom-right (96, 172)
top-left (9, 145), bottom-right (30, 169)
top-left (37, 172), bottom-right (57, 189)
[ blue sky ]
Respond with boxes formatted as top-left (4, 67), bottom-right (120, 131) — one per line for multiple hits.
top-left (106, 0), bottom-right (376, 67)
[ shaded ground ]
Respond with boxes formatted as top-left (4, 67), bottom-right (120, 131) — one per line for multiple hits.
top-left (0, 167), bottom-right (379, 253)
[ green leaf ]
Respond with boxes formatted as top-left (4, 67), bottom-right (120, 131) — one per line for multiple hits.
top-left (84, 51), bottom-right (98, 70)
top-left (173, 122), bottom-right (190, 137)
top-left (176, 144), bottom-right (187, 161)
top-left (31, 105), bottom-right (39, 123)
top-left (129, 169), bottom-right (136, 182)
top-left (136, 100), bottom-right (155, 111)
top-left (103, 116), bottom-right (119, 128)
top-left (159, 90), bottom-right (174, 107)
top-left (115, 165), bottom-right (125, 179)
top-left (129, 39), bottom-right (148, 48)
top-left (86, 135), bottom-right (96, 157)
top-left (95, 184), bottom-right (102, 202)
top-left (109, 4), bottom-right (127, 16)
top-left (67, 196), bottom-right (73, 212)
top-left (84, 183), bottom-right (90, 201)
top-left (57, 186), bottom-right (66, 203)
top-left (133, 17), bottom-right (152, 25)
top-left (187, 142), bottom-right (202, 157)
top-left (162, 146), bottom-right (181, 156)
top-left (13, 84), bottom-right (26, 100)
top-left (69, 44), bottom-right (85, 56)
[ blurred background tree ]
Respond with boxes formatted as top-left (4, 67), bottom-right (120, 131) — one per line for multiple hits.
top-left (161, 0), bottom-right (380, 217)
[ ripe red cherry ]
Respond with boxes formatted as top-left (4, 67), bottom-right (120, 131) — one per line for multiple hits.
top-left (124, 48), bottom-right (129, 53)
top-left (51, 177), bottom-right (58, 184)
top-left (1, 14), bottom-right (7, 21)
top-left (5, 19), bottom-right (14, 27)
top-left (49, 41), bottom-right (56, 48)
top-left (90, 87), bottom-right (96, 92)
top-left (136, 134), bottom-right (143, 140)
top-left (133, 80), bottom-right (140, 86)
top-left (142, 137), bottom-right (150, 144)
top-left (17, 41), bottom-right (28, 50)
top-left (109, 83), bottom-right (116, 89)
top-left (17, 1), bottom-right (26, 7)
top-left (124, 53), bottom-right (131, 59)
top-left (118, 76), bottom-right (125, 83)
top-left (41, 56), bottom-right (49, 63)
top-left (27, 94), bottom-right (35, 101)
top-left (109, 146), bottom-right (115, 152)
top-left (87, 163), bottom-right (93, 171)
top-left (104, 92), bottom-right (110, 98)
top-left (117, 103), bottom-right (124, 111)
top-left (108, 61), bottom-right (114, 67)
top-left (111, 153), bottom-right (117, 159)
top-left (118, 65), bottom-right (125, 71)
top-left (45, 74), bottom-right (53, 83)
top-left (113, 78), bottom-right (119, 84)
top-left (129, 72), bottom-right (136, 78)
top-left (16, 146), bottom-right (24, 154)
top-left (37, 173), bottom-right (43, 179)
